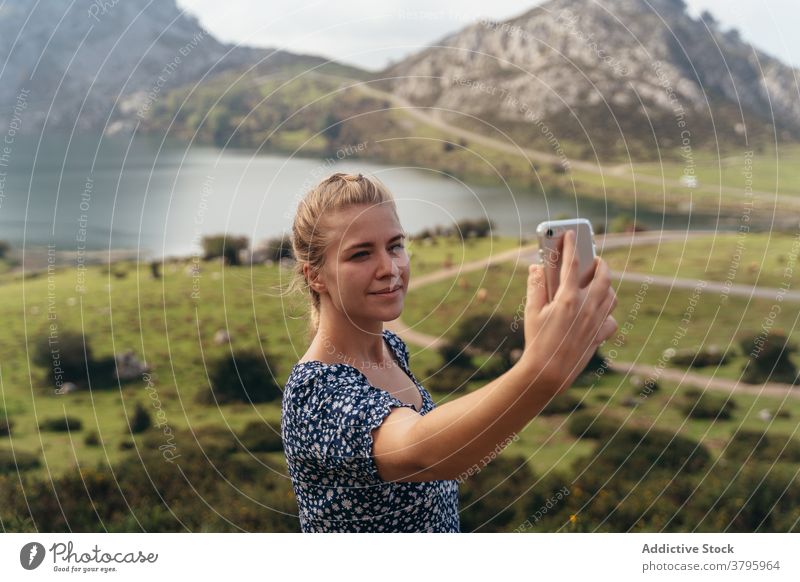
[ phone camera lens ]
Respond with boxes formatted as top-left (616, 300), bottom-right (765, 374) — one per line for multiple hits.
top-left (546, 228), bottom-right (553, 237)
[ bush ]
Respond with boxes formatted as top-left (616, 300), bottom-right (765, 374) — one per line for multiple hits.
top-left (454, 217), bottom-right (494, 239)
top-left (577, 349), bottom-right (609, 380)
top-left (630, 374), bottom-right (660, 396)
top-left (128, 402), bottom-right (151, 434)
top-left (668, 344), bottom-right (729, 367)
top-left (84, 431), bottom-right (100, 447)
top-left (738, 331), bottom-right (798, 384)
top-left (201, 234), bottom-right (249, 266)
top-left (438, 342), bottom-right (473, 370)
top-left (0, 240), bottom-right (10, 259)
top-left (680, 391), bottom-right (736, 420)
top-left (450, 314), bottom-right (524, 371)
top-left (32, 329), bottom-right (94, 386)
top-left (567, 411), bottom-right (624, 440)
top-left (425, 365), bottom-right (476, 394)
top-left (261, 234), bottom-right (293, 262)
top-left (0, 418), bottom-right (12, 437)
top-left (0, 428), bottom-right (301, 532)
top-left (39, 416), bottom-right (83, 432)
top-left (238, 421), bottom-right (283, 453)
top-left (608, 213), bottom-right (645, 233)
top-left (0, 449), bottom-right (40, 473)
top-left (538, 392), bottom-right (585, 416)
top-left (458, 455), bottom-right (536, 532)
top-left (575, 426), bottom-right (712, 479)
top-left (199, 349), bottom-right (282, 405)
top-left (724, 430), bottom-right (800, 464)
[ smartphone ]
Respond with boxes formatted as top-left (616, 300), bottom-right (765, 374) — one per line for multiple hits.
top-left (536, 218), bottom-right (597, 301)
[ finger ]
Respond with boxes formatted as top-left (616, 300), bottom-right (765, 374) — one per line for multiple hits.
top-left (558, 229), bottom-right (579, 292)
top-left (588, 258), bottom-right (612, 302)
top-left (581, 256), bottom-right (600, 288)
top-left (598, 286), bottom-right (617, 316)
top-left (527, 264), bottom-right (548, 313)
top-left (595, 315), bottom-right (618, 344)
top-left (541, 236), bottom-right (561, 299)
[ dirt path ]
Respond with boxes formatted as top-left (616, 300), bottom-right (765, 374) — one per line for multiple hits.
top-left (387, 231), bottom-right (800, 397)
top-left (347, 77), bottom-right (799, 210)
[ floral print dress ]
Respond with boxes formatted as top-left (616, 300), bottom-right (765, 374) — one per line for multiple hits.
top-left (281, 329), bottom-right (460, 532)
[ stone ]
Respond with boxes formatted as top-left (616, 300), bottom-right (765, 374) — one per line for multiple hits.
top-left (114, 350), bottom-right (149, 381)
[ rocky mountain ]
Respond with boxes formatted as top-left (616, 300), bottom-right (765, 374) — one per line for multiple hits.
top-left (380, 0), bottom-right (800, 156)
top-left (0, 0), bottom-right (336, 134)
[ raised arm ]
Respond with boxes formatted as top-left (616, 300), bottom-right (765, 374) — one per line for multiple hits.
top-left (373, 230), bottom-right (618, 482)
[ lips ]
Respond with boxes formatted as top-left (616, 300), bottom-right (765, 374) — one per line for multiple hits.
top-left (371, 284), bottom-right (402, 295)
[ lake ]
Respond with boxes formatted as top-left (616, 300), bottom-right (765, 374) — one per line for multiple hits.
top-left (0, 133), bottom-right (730, 262)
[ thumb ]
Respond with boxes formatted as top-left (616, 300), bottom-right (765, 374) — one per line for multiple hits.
top-left (527, 264), bottom-right (548, 313)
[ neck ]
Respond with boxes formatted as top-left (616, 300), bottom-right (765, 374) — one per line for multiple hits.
top-left (315, 308), bottom-right (387, 367)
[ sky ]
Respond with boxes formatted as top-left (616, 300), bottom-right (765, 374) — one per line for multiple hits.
top-left (175, 0), bottom-right (800, 71)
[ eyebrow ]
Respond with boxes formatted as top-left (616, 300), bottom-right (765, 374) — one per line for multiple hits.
top-left (343, 233), bottom-right (405, 253)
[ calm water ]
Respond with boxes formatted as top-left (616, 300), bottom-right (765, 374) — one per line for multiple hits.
top-left (0, 133), bottom-right (729, 260)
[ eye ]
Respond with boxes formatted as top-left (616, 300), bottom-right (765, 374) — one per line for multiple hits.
top-left (391, 243), bottom-right (405, 252)
top-left (351, 251), bottom-right (368, 260)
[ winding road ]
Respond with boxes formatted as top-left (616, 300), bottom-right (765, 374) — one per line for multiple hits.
top-left (387, 230), bottom-right (800, 398)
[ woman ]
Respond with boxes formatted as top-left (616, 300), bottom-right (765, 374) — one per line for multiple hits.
top-left (281, 172), bottom-right (618, 532)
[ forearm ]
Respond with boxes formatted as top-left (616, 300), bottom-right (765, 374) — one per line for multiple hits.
top-left (409, 360), bottom-right (560, 481)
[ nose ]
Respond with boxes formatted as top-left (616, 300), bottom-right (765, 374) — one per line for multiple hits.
top-left (377, 248), bottom-right (400, 279)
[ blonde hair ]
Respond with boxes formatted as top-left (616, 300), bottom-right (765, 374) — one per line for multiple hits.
top-left (287, 172), bottom-right (401, 340)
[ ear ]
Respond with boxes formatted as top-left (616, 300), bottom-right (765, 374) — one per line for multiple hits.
top-left (303, 263), bottom-right (326, 293)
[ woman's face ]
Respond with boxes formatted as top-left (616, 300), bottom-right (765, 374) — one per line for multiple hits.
top-left (313, 203), bottom-right (410, 326)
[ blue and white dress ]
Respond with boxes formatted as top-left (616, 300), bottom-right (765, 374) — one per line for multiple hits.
top-left (281, 329), bottom-right (460, 532)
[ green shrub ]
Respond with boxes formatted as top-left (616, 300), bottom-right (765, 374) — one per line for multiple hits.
top-left (575, 426), bottom-right (712, 478)
top-left (0, 429), bottom-right (301, 532)
top-left (668, 345), bottom-right (729, 367)
top-left (260, 234), bottom-right (293, 262)
top-left (458, 455), bottom-right (535, 532)
top-left (425, 364), bottom-right (476, 394)
top-left (738, 331), bottom-right (798, 384)
top-left (0, 418), bottom-right (12, 437)
top-left (39, 416), bottom-right (83, 432)
top-left (0, 449), bottom-right (39, 473)
top-left (438, 342), bottom-right (474, 371)
top-left (577, 349), bottom-right (610, 380)
top-left (84, 431), bottom-right (100, 447)
top-left (450, 314), bottom-right (524, 371)
top-left (198, 349), bottom-right (282, 405)
top-left (680, 391), bottom-right (736, 420)
top-left (567, 411), bottom-right (623, 440)
top-left (454, 217), bottom-right (494, 239)
top-left (128, 402), bottom-right (151, 434)
top-left (538, 392), bottom-right (585, 416)
top-left (630, 374), bottom-right (660, 397)
top-left (32, 329), bottom-right (94, 386)
top-left (238, 421), bottom-right (283, 453)
top-left (724, 430), bottom-right (800, 464)
top-left (201, 234), bottom-right (249, 266)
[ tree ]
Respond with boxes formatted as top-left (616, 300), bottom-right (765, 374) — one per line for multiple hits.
top-left (199, 349), bottom-right (282, 405)
top-left (451, 314), bottom-right (524, 371)
top-left (128, 402), bottom-right (152, 434)
top-left (202, 234), bottom-right (249, 266)
top-left (739, 331), bottom-right (798, 385)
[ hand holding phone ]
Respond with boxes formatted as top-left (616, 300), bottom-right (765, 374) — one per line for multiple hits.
top-left (536, 218), bottom-right (597, 302)
top-left (520, 221), bottom-right (618, 394)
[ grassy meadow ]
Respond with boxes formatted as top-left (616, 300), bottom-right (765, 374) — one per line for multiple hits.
top-left (1, 231), bottom-right (798, 531)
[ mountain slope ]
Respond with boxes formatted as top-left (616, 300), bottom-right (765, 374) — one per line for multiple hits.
top-left (0, 0), bottom-right (348, 133)
top-left (380, 0), bottom-right (800, 159)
